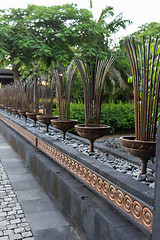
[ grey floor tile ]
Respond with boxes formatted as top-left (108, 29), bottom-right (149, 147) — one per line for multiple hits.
top-left (0, 144), bottom-right (11, 149)
top-left (0, 150), bottom-right (19, 158)
top-left (26, 210), bottom-right (69, 231)
top-left (20, 199), bottom-right (58, 214)
top-left (3, 166), bottom-right (30, 175)
top-left (34, 226), bottom-right (80, 240)
top-left (11, 179), bottom-right (41, 191)
top-left (1, 157), bottom-right (24, 163)
top-left (7, 172), bottom-right (36, 182)
top-left (16, 188), bottom-right (50, 201)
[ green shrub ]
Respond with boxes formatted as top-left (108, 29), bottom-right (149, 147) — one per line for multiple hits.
top-left (53, 101), bottom-right (135, 134)
top-left (70, 102), bottom-right (85, 124)
top-left (100, 102), bottom-right (135, 133)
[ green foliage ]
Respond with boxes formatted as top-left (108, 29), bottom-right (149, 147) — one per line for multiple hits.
top-left (70, 71), bottom-right (84, 102)
top-left (130, 22), bottom-right (160, 41)
top-left (100, 102), bottom-right (135, 133)
top-left (0, 3), bottom-right (131, 81)
top-left (112, 22), bottom-right (160, 103)
top-left (70, 101), bottom-right (86, 124)
top-left (53, 101), bottom-right (135, 134)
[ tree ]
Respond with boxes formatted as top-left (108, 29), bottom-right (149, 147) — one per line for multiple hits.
top-left (0, 3), bottom-right (131, 83)
top-left (0, 7), bottom-right (52, 81)
top-left (113, 22), bottom-right (160, 103)
top-left (130, 22), bottom-right (160, 41)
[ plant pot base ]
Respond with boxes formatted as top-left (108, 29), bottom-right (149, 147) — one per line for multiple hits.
top-left (36, 115), bottom-right (58, 133)
top-left (137, 173), bottom-right (146, 181)
top-left (26, 112), bottom-right (42, 126)
top-left (75, 124), bottom-right (110, 152)
top-left (51, 119), bottom-right (77, 140)
top-left (18, 110), bottom-right (27, 122)
top-left (120, 136), bottom-right (156, 175)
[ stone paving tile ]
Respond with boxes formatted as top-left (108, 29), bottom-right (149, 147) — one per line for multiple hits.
top-left (33, 226), bottom-right (80, 240)
top-left (25, 210), bottom-right (69, 232)
top-left (0, 160), bottom-right (35, 240)
top-left (20, 199), bottom-right (58, 214)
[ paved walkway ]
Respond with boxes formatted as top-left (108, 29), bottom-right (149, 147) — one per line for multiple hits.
top-left (0, 134), bottom-right (80, 240)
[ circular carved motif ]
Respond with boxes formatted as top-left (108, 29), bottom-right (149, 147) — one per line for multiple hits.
top-left (142, 207), bottom-right (152, 227)
top-left (58, 152), bottom-right (62, 160)
top-left (82, 167), bottom-right (87, 179)
top-left (67, 158), bottom-right (71, 168)
top-left (91, 174), bottom-right (97, 187)
top-left (64, 156), bottom-right (68, 166)
top-left (102, 181), bottom-right (109, 196)
top-left (116, 190), bottom-right (124, 206)
top-left (86, 171), bottom-right (92, 184)
top-left (96, 177), bottom-right (103, 192)
top-left (74, 162), bottom-right (79, 173)
top-left (55, 150), bottom-right (58, 158)
top-left (78, 165), bottom-right (83, 177)
top-left (59, 152), bottom-right (62, 161)
top-left (109, 185), bottom-right (116, 200)
top-left (132, 201), bottom-right (142, 219)
top-left (61, 154), bottom-right (65, 164)
top-left (70, 160), bottom-right (75, 171)
top-left (56, 151), bottom-right (59, 159)
top-left (124, 195), bottom-right (132, 212)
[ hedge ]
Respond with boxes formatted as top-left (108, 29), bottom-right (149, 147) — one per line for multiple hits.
top-left (52, 101), bottom-right (135, 134)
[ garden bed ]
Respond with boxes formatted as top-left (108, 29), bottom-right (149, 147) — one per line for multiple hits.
top-left (0, 110), bottom-right (154, 239)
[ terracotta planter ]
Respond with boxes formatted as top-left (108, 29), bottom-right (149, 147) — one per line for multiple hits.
top-left (26, 112), bottom-right (42, 126)
top-left (3, 106), bottom-right (8, 113)
top-left (12, 109), bottom-right (18, 117)
top-left (7, 106), bottom-right (12, 115)
top-left (75, 124), bottom-right (110, 152)
top-left (120, 136), bottom-right (156, 174)
top-left (51, 119), bottom-right (77, 140)
top-left (36, 115), bottom-right (58, 133)
top-left (1, 104), bottom-right (5, 112)
top-left (18, 110), bottom-right (27, 122)
top-left (0, 104), bottom-right (4, 110)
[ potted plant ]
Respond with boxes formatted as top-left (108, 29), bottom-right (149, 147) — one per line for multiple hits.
top-left (74, 55), bottom-right (114, 152)
top-left (50, 61), bottom-right (77, 139)
top-left (36, 73), bottom-right (58, 132)
top-left (17, 82), bottom-right (29, 122)
top-left (120, 36), bottom-right (160, 180)
top-left (26, 77), bottom-right (42, 126)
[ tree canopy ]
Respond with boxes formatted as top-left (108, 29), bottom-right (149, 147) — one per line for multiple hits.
top-left (130, 22), bottom-right (160, 41)
top-left (0, 3), bottom-right (130, 81)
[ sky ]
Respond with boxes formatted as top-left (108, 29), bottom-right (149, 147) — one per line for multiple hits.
top-left (1, 0), bottom-right (160, 41)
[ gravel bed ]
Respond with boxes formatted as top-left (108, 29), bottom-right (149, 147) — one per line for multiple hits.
top-left (38, 125), bottom-right (155, 188)
top-left (97, 137), bottom-right (126, 152)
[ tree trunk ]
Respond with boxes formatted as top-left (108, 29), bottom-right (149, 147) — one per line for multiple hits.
top-left (12, 64), bottom-right (20, 82)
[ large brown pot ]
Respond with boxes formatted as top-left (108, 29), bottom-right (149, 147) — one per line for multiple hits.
top-left (7, 106), bottom-right (12, 115)
top-left (75, 124), bottom-right (110, 152)
top-left (18, 110), bottom-right (27, 122)
top-left (12, 109), bottom-right (18, 117)
top-left (0, 104), bottom-right (4, 110)
top-left (51, 119), bottom-right (77, 140)
top-left (26, 112), bottom-right (42, 126)
top-left (36, 115), bottom-right (58, 133)
top-left (120, 136), bottom-right (156, 174)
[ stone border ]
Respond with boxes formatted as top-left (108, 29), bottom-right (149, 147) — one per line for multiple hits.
top-left (37, 137), bottom-right (153, 232)
top-left (0, 113), bottom-right (153, 235)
